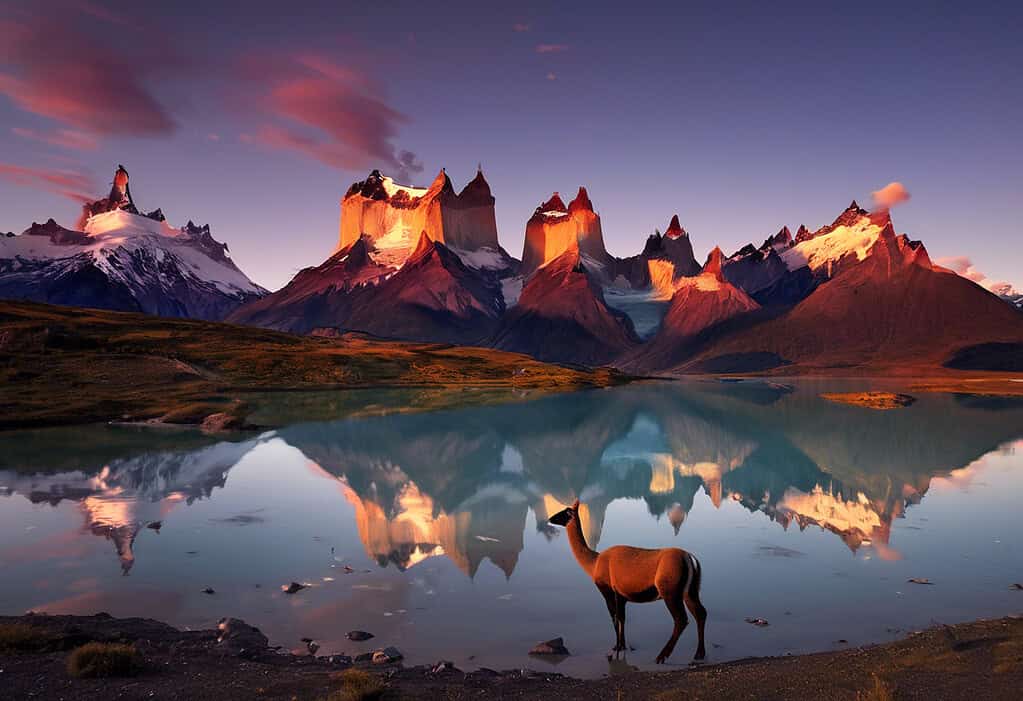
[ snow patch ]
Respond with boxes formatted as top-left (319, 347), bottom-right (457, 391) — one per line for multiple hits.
top-left (780, 215), bottom-right (883, 273)
top-left (1, 209), bottom-right (264, 298)
top-left (501, 276), bottom-right (524, 308)
top-left (451, 246), bottom-right (509, 271)
top-left (380, 176), bottom-right (428, 200)
top-left (674, 273), bottom-right (724, 293)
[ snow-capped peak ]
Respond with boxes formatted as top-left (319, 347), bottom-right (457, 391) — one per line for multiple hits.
top-left (0, 166), bottom-right (266, 319)
top-left (780, 208), bottom-right (887, 274)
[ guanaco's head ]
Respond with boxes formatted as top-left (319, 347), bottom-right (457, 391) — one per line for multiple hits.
top-left (548, 499), bottom-right (580, 527)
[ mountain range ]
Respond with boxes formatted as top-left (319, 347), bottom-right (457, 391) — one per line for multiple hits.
top-left (3, 165), bottom-right (1021, 373)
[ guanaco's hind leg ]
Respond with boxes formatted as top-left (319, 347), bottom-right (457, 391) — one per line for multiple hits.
top-left (655, 591), bottom-right (688, 664)
top-left (684, 557), bottom-right (708, 660)
top-left (614, 594), bottom-right (632, 651)
top-left (684, 590), bottom-right (707, 660)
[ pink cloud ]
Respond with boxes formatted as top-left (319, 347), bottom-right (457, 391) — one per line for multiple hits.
top-left (0, 163), bottom-right (96, 202)
top-left (934, 255), bottom-right (1019, 296)
top-left (0, 15), bottom-right (181, 137)
top-left (513, 23), bottom-right (531, 32)
top-left (547, 72), bottom-right (558, 81)
top-left (236, 53), bottom-right (422, 180)
top-left (536, 44), bottom-right (569, 53)
top-left (870, 181), bottom-right (910, 210)
top-left (11, 127), bottom-right (99, 151)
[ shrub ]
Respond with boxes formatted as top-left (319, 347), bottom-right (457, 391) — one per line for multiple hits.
top-left (66, 642), bottom-right (141, 678)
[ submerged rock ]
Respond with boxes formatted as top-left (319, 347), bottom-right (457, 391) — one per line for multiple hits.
top-left (346, 630), bottom-right (375, 641)
top-left (529, 637), bottom-right (571, 655)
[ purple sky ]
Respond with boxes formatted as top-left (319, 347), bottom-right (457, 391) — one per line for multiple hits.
top-left (1, 0), bottom-right (1020, 292)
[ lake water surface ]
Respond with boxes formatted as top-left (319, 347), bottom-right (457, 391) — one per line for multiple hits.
top-left (2, 380), bottom-right (1022, 677)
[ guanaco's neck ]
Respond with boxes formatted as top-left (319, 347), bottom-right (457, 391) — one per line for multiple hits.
top-left (566, 514), bottom-right (598, 576)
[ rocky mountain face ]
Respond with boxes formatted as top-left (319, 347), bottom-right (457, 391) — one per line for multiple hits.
top-left (666, 220), bottom-right (1023, 373)
top-left (338, 168), bottom-right (514, 272)
top-left (622, 248), bottom-right (761, 371)
top-left (229, 232), bottom-right (504, 343)
top-left (491, 249), bottom-right (640, 365)
top-left (342, 233), bottom-right (505, 344)
top-left (234, 179), bottom-right (1022, 372)
top-left (520, 187), bottom-right (614, 277)
top-left (0, 166), bottom-right (266, 320)
top-left (618, 214), bottom-right (702, 290)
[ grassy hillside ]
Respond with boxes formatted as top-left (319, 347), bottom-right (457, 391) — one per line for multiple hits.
top-left (0, 301), bottom-right (627, 429)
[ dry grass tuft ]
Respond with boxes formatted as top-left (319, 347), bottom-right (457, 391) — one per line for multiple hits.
top-left (0, 622), bottom-right (53, 653)
top-left (66, 642), bottom-right (141, 678)
top-left (320, 668), bottom-right (385, 701)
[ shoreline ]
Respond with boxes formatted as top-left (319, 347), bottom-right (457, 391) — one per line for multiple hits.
top-left (1, 613), bottom-right (1020, 699)
top-left (1, 614), bottom-right (1023, 699)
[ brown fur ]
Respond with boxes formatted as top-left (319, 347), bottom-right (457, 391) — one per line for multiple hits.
top-left (553, 499), bottom-right (707, 663)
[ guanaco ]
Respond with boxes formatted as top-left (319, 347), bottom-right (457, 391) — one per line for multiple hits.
top-left (549, 500), bottom-right (707, 662)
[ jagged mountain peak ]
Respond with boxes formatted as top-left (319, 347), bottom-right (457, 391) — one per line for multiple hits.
top-left (338, 168), bottom-right (502, 260)
top-left (540, 192), bottom-right (568, 213)
top-left (425, 168), bottom-right (456, 197)
top-left (78, 164), bottom-right (165, 229)
top-left (727, 243), bottom-right (760, 261)
top-left (568, 186), bottom-right (594, 214)
top-left (457, 167), bottom-right (494, 204)
top-left (761, 226), bottom-right (792, 251)
top-left (665, 214), bottom-right (688, 239)
top-left (831, 200), bottom-right (870, 228)
top-left (703, 247), bottom-right (725, 280)
top-left (410, 229), bottom-right (437, 261)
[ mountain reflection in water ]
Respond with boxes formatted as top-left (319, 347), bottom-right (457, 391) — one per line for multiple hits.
top-left (1, 380), bottom-right (1021, 675)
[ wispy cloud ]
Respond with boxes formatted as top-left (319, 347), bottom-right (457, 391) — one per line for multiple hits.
top-left (236, 53), bottom-right (422, 180)
top-left (546, 72), bottom-right (557, 81)
top-left (513, 23), bottom-right (530, 32)
top-left (0, 14), bottom-right (183, 138)
top-left (0, 163), bottom-right (96, 202)
top-left (935, 256), bottom-right (1019, 296)
top-left (536, 44), bottom-right (569, 54)
top-left (11, 127), bottom-right (99, 151)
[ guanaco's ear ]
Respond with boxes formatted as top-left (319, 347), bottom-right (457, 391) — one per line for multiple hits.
top-left (571, 499), bottom-right (580, 510)
top-left (548, 507), bottom-right (573, 527)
